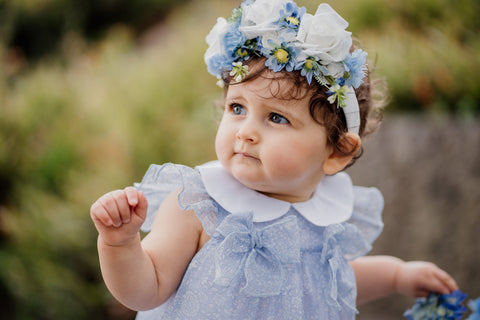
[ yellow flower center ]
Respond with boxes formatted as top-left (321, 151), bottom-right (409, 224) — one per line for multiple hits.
top-left (237, 48), bottom-right (248, 57)
top-left (305, 59), bottom-right (314, 70)
top-left (286, 16), bottom-right (300, 26)
top-left (274, 48), bottom-right (290, 64)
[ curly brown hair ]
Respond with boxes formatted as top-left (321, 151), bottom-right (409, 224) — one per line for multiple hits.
top-left (220, 54), bottom-right (386, 168)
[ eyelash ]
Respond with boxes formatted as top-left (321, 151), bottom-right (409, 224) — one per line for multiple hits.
top-left (228, 103), bottom-right (290, 124)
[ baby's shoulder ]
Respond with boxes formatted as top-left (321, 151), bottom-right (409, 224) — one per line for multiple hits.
top-left (135, 163), bottom-right (219, 234)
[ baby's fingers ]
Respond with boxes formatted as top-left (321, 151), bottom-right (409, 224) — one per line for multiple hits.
top-left (124, 187), bottom-right (147, 222)
top-left (124, 186), bottom-right (139, 207)
top-left (418, 264), bottom-right (458, 296)
top-left (134, 191), bottom-right (148, 220)
top-left (94, 191), bottom-right (128, 227)
top-left (90, 201), bottom-right (114, 227)
top-left (108, 190), bottom-right (132, 225)
top-left (434, 268), bottom-right (458, 293)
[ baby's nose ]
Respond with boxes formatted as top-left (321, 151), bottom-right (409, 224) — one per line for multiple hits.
top-left (236, 119), bottom-right (260, 143)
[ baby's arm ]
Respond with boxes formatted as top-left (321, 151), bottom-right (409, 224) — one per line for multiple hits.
top-left (91, 187), bottom-right (203, 311)
top-left (351, 255), bottom-right (458, 305)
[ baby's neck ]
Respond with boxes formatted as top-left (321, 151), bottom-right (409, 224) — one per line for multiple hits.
top-left (257, 190), bottom-right (314, 204)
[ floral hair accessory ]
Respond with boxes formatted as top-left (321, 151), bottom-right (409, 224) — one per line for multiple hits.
top-left (204, 0), bottom-right (367, 134)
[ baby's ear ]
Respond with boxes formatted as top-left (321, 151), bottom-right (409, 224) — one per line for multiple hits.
top-left (323, 132), bottom-right (361, 175)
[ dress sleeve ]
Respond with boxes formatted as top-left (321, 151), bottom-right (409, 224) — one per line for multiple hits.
top-left (342, 186), bottom-right (384, 260)
top-left (134, 163), bottom-right (218, 235)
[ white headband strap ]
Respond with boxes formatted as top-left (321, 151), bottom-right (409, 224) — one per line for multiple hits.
top-left (344, 87), bottom-right (360, 135)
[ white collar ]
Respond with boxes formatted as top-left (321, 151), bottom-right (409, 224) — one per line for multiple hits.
top-left (196, 161), bottom-right (354, 226)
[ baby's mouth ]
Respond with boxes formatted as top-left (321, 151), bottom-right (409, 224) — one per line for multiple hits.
top-left (235, 151), bottom-right (259, 160)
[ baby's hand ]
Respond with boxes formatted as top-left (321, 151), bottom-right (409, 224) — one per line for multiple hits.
top-left (395, 261), bottom-right (458, 298)
top-left (90, 187), bottom-right (148, 246)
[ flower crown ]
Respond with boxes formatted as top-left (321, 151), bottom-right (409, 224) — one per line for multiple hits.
top-left (204, 0), bottom-right (367, 134)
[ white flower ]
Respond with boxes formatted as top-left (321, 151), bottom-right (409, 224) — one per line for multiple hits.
top-left (204, 17), bottom-right (228, 62)
top-left (229, 62), bottom-right (250, 82)
top-left (326, 62), bottom-right (346, 78)
top-left (295, 3), bottom-right (352, 64)
top-left (216, 77), bottom-right (225, 88)
top-left (239, 0), bottom-right (290, 39)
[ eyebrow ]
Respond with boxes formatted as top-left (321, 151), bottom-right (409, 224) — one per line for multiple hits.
top-left (225, 94), bottom-right (246, 104)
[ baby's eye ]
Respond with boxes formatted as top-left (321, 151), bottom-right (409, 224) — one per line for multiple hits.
top-left (230, 103), bottom-right (246, 115)
top-left (270, 113), bottom-right (289, 124)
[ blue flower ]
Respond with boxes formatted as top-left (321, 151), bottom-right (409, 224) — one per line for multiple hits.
top-left (467, 297), bottom-right (480, 320)
top-left (343, 49), bottom-right (368, 88)
top-left (404, 290), bottom-right (468, 320)
top-left (279, 2), bottom-right (306, 32)
top-left (261, 40), bottom-right (299, 72)
top-left (233, 38), bottom-right (258, 62)
top-left (295, 57), bottom-right (325, 85)
top-left (223, 23), bottom-right (248, 59)
top-left (206, 53), bottom-right (234, 78)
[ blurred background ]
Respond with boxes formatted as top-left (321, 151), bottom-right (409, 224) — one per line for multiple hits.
top-left (0, 0), bottom-right (478, 318)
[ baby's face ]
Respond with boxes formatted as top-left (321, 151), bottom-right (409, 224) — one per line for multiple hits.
top-left (215, 72), bottom-right (333, 203)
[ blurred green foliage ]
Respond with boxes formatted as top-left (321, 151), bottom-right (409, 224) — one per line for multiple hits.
top-left (332, 0), bottom-right (480, 116)
top-left (0, 0), bottom-right (479, 318)
top-left (0, 0), bottom-right (190, 58)
top-left (0, 1), bottom-right (222, 317)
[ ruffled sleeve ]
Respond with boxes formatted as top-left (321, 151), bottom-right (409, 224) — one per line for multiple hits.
top-left (342, 186), bottom-right (384, 260)
top-left (134, 163), bottom-right (218, 235)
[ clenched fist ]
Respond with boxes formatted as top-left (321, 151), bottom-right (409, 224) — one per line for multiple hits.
top-left (90, 187), bottom-right (148, 246)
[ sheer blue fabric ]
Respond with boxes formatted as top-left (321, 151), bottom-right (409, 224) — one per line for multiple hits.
top-left (135, 163), bottom-right (384, 320)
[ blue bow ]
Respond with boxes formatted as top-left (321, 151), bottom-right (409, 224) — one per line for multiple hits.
top-left (213, 212), bottom-right (300, 297)
top-left (321, 224), bottom-right (358, 314)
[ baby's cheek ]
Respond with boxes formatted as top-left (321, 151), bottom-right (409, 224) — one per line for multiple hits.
top-left (267, 144), bottom-right (323, 178)
top-left (215, 129), bottom-right (228, 157)
top-left (267, 152), bottom-right (303, 176)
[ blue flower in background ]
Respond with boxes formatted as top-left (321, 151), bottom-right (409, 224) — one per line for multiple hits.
top-left (404, 290), bottom-right (468, 320)
top-left (343, 49), bottom-right (367, 88)
top-left (467, 297), bottom-right (480, 320)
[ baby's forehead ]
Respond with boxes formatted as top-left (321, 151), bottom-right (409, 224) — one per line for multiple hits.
top-left (226, 80), bottom-right (313, 118)
top-left (228, 77), bottom-right (307, 100)
top-left (236, 69), bottom-right (312, 99)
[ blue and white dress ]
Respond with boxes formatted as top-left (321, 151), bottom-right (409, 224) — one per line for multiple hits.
top-left (135, 160), bottom-right (384, 320)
